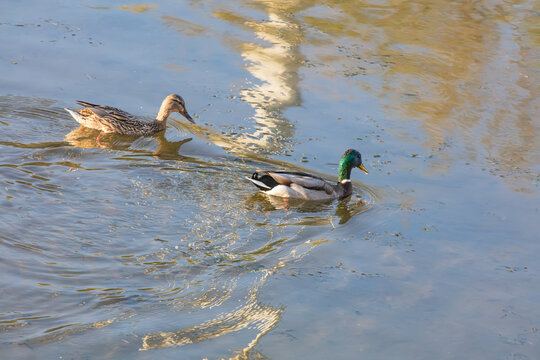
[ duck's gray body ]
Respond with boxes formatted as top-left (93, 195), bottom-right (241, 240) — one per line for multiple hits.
top-left (247, 170), bottom-right (352, 200)
top-left (246, 149), bottom-right (367, 201)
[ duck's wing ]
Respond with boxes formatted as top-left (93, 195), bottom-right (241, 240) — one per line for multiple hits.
top-left (248, 170), bottom-right (334, 194)
top-left (75, 101), bottom-right (136, 122)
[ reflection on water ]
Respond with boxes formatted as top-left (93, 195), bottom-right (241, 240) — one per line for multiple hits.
top-left (64, 125), bottom-right (194, 160)
top-left (211, 2), bottom-right (306, 155)
top-left (140, 272), bottom-right (283, 355)
top-left (293, 0), bottom-right (539, 191)
top-left (118, 4), bottom-right (157, 13)
top-left (246, 191), bottom-right (374, 226)
top-left (1, 0), bottom-right (539, 358)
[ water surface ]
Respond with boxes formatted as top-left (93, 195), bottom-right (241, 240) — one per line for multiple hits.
top-left (1, 0), bottom-right (539, 359)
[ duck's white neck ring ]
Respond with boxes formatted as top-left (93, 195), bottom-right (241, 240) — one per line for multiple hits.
top-left (340, 179), bottom-right (351, 184)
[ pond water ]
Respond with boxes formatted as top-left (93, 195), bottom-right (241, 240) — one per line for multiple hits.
top-left (1, 0), bottom-right (539, 359)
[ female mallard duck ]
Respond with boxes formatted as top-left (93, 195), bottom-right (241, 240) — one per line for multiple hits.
top-left (246, 149), bottom-right (368, 200)
top-left (64, 94), bottom-right (194, 136)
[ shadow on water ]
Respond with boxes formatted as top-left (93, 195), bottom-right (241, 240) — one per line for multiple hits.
top-left (0, 94), bottom-right (376, 358)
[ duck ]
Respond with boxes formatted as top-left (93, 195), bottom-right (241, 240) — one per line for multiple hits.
top-left (64, 94), bottom-right (194, 137)
top-left (246, 149), bottom-right (368, 200)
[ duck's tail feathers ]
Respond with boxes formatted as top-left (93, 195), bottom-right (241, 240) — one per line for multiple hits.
top-left (64, 108), bottom-right (77, 117)
top-left (75, 100), bottom-right (98, 107)
top-left (64, 108), bottom-right (83, 124)
top-left (245, 176), bottom-right (272, 190)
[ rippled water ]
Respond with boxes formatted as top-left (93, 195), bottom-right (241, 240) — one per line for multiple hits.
top-left (1, 0), bottom-right (539, 359)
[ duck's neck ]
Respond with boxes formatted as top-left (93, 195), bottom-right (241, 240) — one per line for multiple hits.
top-left (156, 109), bottom-right (170, 123)
top-left (154, 110), bottom-right (169, 132)
top-left (156, 99), bottom-right (173, 124)
top-left (338, 158), bottom-right (353, 182)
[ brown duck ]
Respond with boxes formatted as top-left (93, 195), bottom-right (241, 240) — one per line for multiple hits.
top-left (64, 94), bottom-right (194, 136)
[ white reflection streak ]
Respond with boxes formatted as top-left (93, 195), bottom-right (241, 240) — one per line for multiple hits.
top-left (233, 12), bottom-right (300, 153)
top-left (139, 271), bottom-right (282, 355)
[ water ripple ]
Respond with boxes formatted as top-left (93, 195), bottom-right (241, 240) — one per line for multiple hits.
top-left (1, 95), bottom-right (376, 353)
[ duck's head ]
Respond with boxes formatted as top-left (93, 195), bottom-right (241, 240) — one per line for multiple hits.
top-left (338, 149), bottom-right (368, 182)
top-left (157, 94), bottom-right (194, 123)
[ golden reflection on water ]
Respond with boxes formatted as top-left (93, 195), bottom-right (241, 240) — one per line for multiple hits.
top-left (294, 0), bottom-right (538, 189)
top-left (157, 0), bottom-right (539, 191)
top-left (203, 0), bottom-right (539, 189)
top-left (118, 4), bottom-right (157, 13)
top-left (140, 272), bottom-right (282, 356)
top-left (64, 125), bottom-right (194, 160)
top-left (212, 3), bottom-right (305, 154)
top-left (162, 15), bottom-right (209, 37)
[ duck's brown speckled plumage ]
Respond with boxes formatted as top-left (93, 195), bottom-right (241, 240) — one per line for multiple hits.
top-left (64, 94), bottom-right (194, 136)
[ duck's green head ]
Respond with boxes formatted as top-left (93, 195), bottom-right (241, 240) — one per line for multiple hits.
top-left (338, 149), bottom-right (368, 182)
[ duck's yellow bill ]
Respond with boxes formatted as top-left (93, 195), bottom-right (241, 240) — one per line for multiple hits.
top-left (358, 164), bottom-right (369, 174)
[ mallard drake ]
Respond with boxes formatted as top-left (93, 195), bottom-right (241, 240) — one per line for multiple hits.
top-left (246, 149), bottom-right (368, 200)
top-left (64, 94), bottom-right (194, 136)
